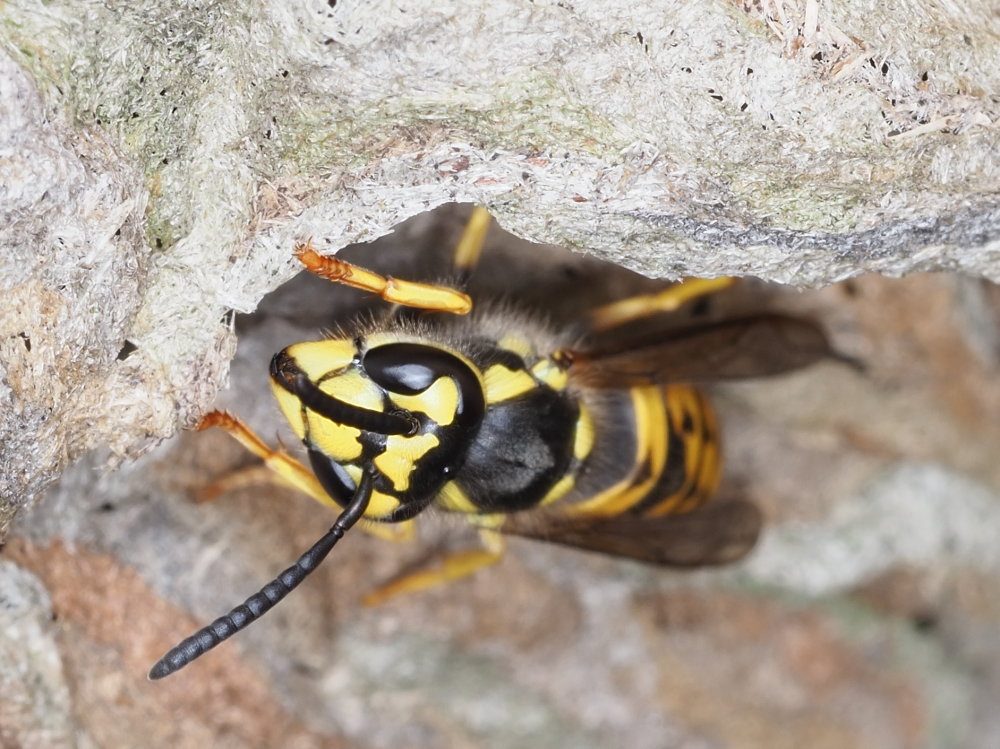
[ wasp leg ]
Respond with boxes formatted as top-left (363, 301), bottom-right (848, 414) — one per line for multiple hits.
top-left (294, 243), bottom-right (472, 315)
top-left (197, 410), bottom-right (414, 542)
top-left (588, 277), bottom-right (736, 333)
top-left (361, 528), bottom-right (505, 606)
top-left (451, 205), bottom-right (492, 285)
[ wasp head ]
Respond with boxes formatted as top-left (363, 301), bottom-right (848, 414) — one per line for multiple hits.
top-left (269, 335), bottom-right (485, 520)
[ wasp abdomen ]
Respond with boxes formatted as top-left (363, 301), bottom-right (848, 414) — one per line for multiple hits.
top-left (565, 384), bottom-right (721, 519)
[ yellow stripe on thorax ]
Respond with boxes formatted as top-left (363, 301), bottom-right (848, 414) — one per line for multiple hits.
top-left (531, 357), bottom-right (568, 390)
top-left (483, 365), bottom-right (536, 403)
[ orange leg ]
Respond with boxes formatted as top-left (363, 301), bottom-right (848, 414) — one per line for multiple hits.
top-left (197, 410), bottom-right (414, 542)
top-left (197, 411), bottom-right (335, 506)
top-left (294, 244), bottom-right (472, 314)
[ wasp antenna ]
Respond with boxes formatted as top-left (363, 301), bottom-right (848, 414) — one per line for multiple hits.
top-left (148, 468), bottom-right (375, 680)
top-left (270, 352), bottom-right (417, 435)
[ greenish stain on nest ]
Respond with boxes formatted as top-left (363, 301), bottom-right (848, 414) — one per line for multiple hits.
top-left (272, 71), bottom-right (623, 175)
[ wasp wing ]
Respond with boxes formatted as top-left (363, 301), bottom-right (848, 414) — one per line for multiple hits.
top-left (568, 314), bottom-right (829, 387)
top-left (501, 500), bottom-right (762, 567)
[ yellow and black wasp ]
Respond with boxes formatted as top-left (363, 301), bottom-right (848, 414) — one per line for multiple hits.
top-left (149, 207), bottom-right (829, 679)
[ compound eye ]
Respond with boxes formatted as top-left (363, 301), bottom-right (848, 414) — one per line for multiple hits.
top-left (363, 343), bottom-right (446, 395)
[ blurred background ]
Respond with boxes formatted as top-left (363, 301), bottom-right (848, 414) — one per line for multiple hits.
top-left (5, 205), bottom-right (1000, 749)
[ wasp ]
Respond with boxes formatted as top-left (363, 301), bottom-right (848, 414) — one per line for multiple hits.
top-left (149, 207), bottom-right (830, 679)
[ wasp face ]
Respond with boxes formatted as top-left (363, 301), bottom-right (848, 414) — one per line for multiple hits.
top-left (269, 336), bottom-right (486, 520)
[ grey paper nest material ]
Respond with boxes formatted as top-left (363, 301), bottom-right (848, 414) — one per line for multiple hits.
top-left (1, 0), bottom-right (998, 524)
